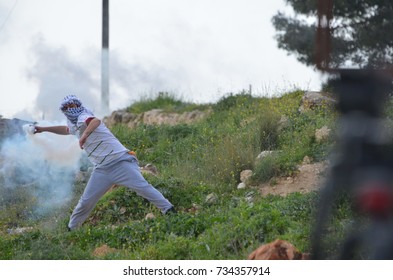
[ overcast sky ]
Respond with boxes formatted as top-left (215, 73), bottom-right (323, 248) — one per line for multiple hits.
top-left (0, 0), bottom-right (324, 121)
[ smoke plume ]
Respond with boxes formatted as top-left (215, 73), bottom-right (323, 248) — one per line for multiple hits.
top-left (22, 36), bottom-right (182, 122)
top-left (0, 121), bottom-right (82, 217)
top-left (26, 36), bottom-right (99, 121)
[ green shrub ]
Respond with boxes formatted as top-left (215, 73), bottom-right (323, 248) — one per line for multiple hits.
top-left (87, 187), bottom-right (152, 226)
top-left (134, 235), bottom-right (193, 259)
top-left (126, 92), bottom-right (208, 114)
top-left (214, 91), bottom-right (254, 112)
top-left (252, 154), bottom-right (280, 183)
top-left (255, 110), bottom-right (281, 151)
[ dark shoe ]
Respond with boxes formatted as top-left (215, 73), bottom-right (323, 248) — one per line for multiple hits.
top-left (165, 207), bottom-right (177, 215)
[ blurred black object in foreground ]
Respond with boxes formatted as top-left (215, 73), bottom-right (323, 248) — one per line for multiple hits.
top-left (311, 69), bottom-right (393, 259)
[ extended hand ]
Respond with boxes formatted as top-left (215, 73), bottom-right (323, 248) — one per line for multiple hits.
top-left (34, 126), bottom-right (43, 134)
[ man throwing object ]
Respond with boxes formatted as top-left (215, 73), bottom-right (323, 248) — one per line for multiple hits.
top-left (35, 95), bottom-right (175, 230)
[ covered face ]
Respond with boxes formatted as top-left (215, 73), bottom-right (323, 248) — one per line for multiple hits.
top-left (60, 95), bottom-right (85, 124)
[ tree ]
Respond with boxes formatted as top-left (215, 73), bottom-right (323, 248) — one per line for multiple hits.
top-left (272, 0), bottom-right (393, 70)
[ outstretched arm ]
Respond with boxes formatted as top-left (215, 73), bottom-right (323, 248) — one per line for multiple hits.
top-left (34, 125), bottom-right (69, 135)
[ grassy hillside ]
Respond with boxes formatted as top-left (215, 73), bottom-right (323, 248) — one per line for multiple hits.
top-left (0, 90), bottom-right (342, 260)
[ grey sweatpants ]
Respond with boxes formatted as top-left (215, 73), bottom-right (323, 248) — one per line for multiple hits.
top-left (68, 152), bottom-right (173, 229)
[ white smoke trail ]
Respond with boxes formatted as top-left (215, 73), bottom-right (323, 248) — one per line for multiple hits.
top-left (0, 121), bottom-right (82, 217)
top-left (20, 37), bottom-right (178, 122)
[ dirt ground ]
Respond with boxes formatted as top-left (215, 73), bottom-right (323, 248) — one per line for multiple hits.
top-left (258, 161), bottom-right (329, 196)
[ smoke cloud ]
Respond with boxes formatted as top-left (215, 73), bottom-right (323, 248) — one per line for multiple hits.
top-left (21, 36), bottom-right (180, 121)
top-left (0, 121), bottom-right (82, 217)
top-left (25, 36), bottom-right (100, 121)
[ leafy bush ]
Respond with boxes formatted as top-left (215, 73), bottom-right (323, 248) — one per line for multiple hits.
top-left (126, 92), bottom-right (208, 114)
top-left (214, 91), bottom-right (255, 112)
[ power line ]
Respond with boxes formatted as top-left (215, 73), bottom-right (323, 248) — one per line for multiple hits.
top-left (0, 0), bottom-right (18, 33)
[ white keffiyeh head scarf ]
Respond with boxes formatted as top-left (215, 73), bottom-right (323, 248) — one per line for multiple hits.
top-left (60, 95), bottom-right (91, 124)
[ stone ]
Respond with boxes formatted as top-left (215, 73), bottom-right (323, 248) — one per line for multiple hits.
top-left (205, 193), bottom-right (218, 205)
top-left (140, 164), bottom-right (159, 176)
top-left (7, 227), bottom-right (34, 235)
top-left (145, 213), bottom-right (155, 220)
top-left (247, 239), bottom-right (307, 260)
top-left (315, 126), bottom-right (331, 143)
top-left (256, 151), bottom-right (275, 161)
top-left (92, 244), bottom-right (116, 257)
top-left (299, 91), bottom-right (336, 113)
top-left (240, 170), bottom-right (253, 183)
top-left (103, 108), bottom-right (209, 128)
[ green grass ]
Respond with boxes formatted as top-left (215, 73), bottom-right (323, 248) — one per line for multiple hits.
top-left (0, 89), bottom-right (347, 259)
top-left (0, 191), bottom-right (320, 260)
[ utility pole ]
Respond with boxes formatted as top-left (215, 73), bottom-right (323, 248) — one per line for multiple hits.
top-left (101, 0), bottom-right (109, 114)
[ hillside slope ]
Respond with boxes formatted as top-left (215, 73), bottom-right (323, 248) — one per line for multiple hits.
top-left (0, 90), bottom-right (339, 260)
